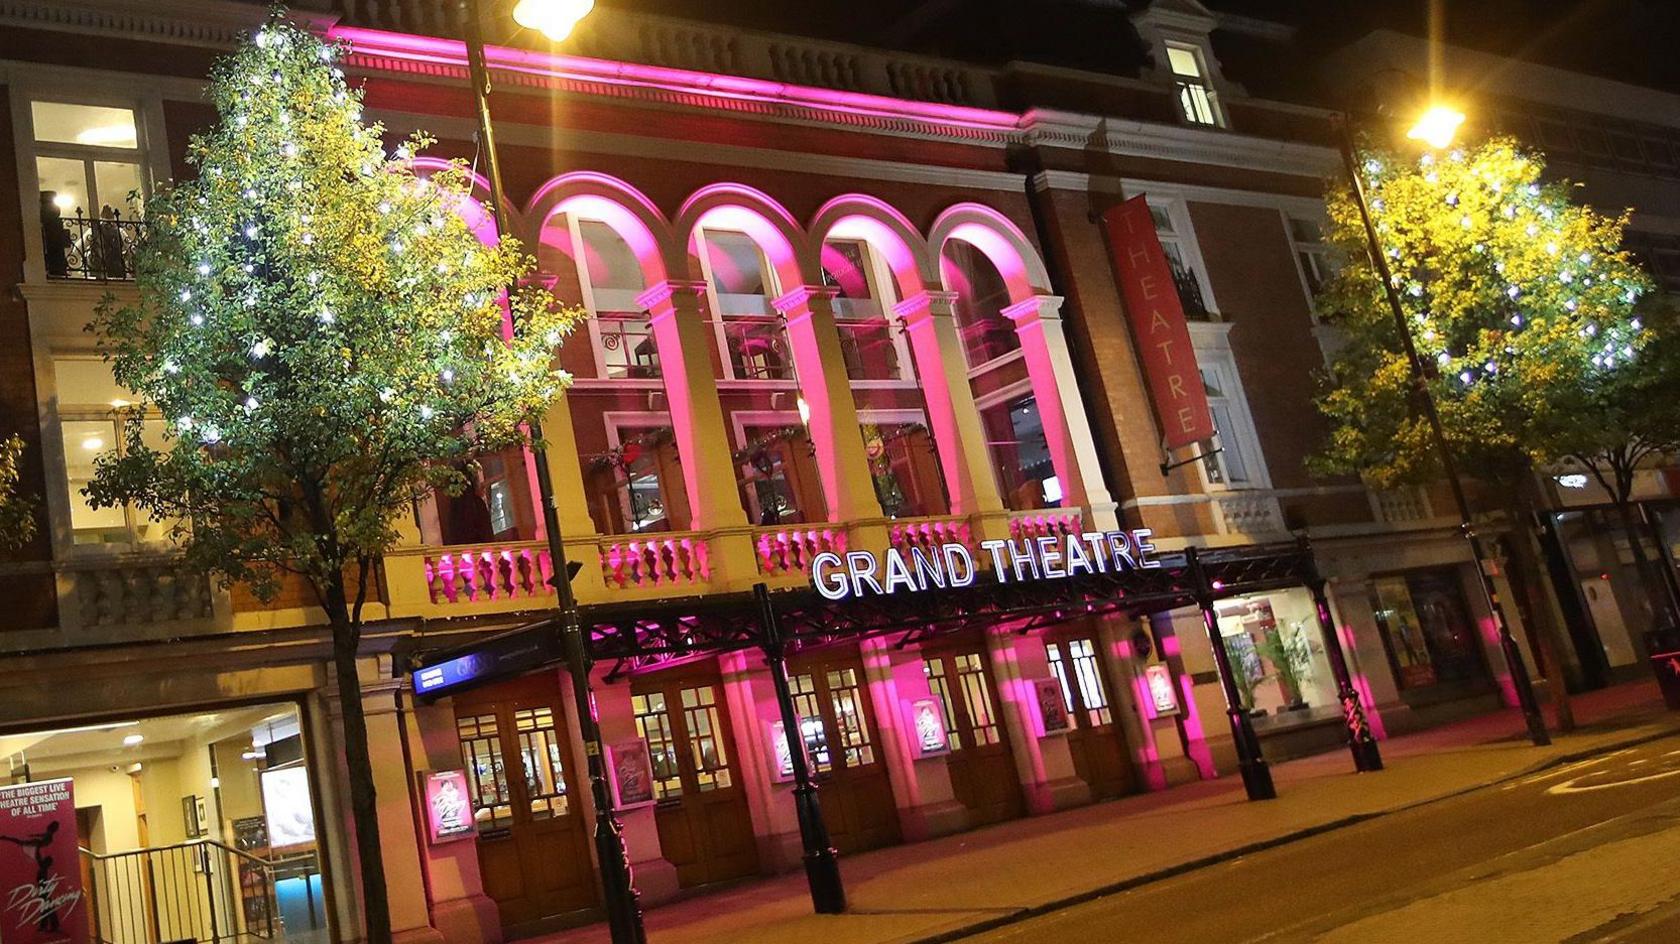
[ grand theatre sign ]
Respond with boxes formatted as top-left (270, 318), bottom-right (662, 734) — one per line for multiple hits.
top-left (811, 529), bottom-right (1161, 601)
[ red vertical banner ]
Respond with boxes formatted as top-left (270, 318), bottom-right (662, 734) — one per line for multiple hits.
top-left (1101, 196), bottom-right (1215, 449)
top-left (0, 779), bottom-right (87, 944)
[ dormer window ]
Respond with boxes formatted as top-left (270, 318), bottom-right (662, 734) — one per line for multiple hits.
top-left (1166, 42), bottom-right (1222, 126)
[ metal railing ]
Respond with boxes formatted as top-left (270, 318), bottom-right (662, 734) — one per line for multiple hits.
top-left (1171, 264), bottom-right (1211, 320)
top-left (80, 838), bottom-right (291, 944)
top-left (44, 210), bottom-right (143, 281)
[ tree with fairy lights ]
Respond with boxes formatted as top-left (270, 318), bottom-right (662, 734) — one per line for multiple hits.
top-left (85, 14), bottom-right (579, 941)
top-left (1315, 136), bottom-right (1659, 698)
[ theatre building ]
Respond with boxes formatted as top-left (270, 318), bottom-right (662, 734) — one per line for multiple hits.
top-left (0, 2), bottom-right (1554, 943)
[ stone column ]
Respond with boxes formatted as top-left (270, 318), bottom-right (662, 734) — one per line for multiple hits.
top-left (1095, 616), bottom-right (1198, 790)
top-left (402, 696), bottom-right (502, 944)
top-left (894, 290), bottom-right (1005, 518)
top-left (355, 668), bottom-right (441, 944)
top-left (774, 286), bottom-right (881, 522)
top-left (715, 650), bottom-right (786, 869)
top-left (637, 280), bottom-right (758, 584)
top-left (1002, 294), bottom-right (1118, 530)
top-left (858, 637), bottom-right (967, 840)
top-left (587, 666), bottom-right (682, 904)
top-left (1149, 610), bottom-right (1216, 779)
top-left (985, 625), bottom-right (1089, 814)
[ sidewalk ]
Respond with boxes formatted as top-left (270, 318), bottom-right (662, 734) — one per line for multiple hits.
top-left (534, 682), bottom-right (1680, 944)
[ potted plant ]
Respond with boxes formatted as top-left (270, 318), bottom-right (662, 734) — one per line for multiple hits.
top-left (1256, 625), bottom-right (1314, 711)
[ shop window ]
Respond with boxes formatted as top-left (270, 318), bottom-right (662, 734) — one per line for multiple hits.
top-left (513, 706), bottom-right (570, 818)
top-left (586, 425), bottom-right (686, 535)
top-left (630, 692), bottom-right (685, 800)
top-left (822, 239), bottom-right (905, 382)
top-left (1047, 638), bottom-right (1112, 727)
top-left (53, 357), bottom-right (182, 545)
top-left (457, 713), bottom-right (513, 830)
top-left (789, 673), bottom-right (833, 774)
top-left (862, 421), bottom-right (948, 518)
top-left (1166, 43), bottom-right (1223, 127)
top-left (980, 395), bottom-right (1059, 511)
top-left (735, 424), bottom-right (824, 526)
top-left (31, 100), bottom-right (147, 280)
top-left (922, 658), bottom-right (964, 752)
top-left (699, 229), bottom-right (792, 381)
top-left (940, 240), bottom-right (1020, 368)
top-left (826, 667), bottom-right (875, 767)
top-left (679, 685), bottom-right (733, 791)
top-left (952, 652), bottom-right (1002, 746)
top-left (1369, 570), bottom-right (1489, 690)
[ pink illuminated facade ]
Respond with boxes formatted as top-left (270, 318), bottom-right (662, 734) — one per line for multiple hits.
top-left (0, 2), bottom-right (1558, 943)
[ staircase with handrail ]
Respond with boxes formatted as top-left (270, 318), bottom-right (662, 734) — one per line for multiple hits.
top-left (80, 839), bottom-right (323, 944)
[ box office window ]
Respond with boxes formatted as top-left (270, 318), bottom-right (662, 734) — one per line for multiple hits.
top-left (1369, 570), bottom-right (1489, 690)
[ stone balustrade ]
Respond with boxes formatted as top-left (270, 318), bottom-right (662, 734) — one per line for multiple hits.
top-left (324, 0), bottom-right (998, 107)
top-left (64, 558), bottom-right (215, 628)
top-left (598, 533), bottom-right (710, 589)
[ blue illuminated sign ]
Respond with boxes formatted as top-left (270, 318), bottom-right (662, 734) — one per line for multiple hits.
top-left (411, 624), bottom-right (559, 700)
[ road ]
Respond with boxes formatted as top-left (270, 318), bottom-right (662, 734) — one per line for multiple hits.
top-left (959, 733), bottom-right (1680, 944)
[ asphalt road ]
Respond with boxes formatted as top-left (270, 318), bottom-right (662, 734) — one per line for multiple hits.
top-left (959, 733), bottom-right (1680, 944)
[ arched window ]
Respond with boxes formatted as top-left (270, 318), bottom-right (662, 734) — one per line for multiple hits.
top-left (696, 227), bottom-right (794, 381)
top-left (940, 239), bottom-right (1020, 368)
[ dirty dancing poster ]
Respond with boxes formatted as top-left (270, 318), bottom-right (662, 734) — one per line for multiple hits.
top-left (0, 779), bottom-right (86, 944)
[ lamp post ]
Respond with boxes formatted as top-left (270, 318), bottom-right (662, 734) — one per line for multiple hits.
top-left (457, 1), bottom-right (648, 941)
top-left (1331, 105), bottom-right (1551, 748)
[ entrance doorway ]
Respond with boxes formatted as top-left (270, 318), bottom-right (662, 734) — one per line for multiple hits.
top-left (787, 647), bottom-right (900, 854)
top-left (1045, 632), bottom-right (1132, 800)
top-left (923, 644), bottom-right (1024, 827)
top-left (629, 667), bottom-right (759, 888)
top-left (0, 703), bottom-right (329, 944)
top-left (452, 672), bottom-right (596, 927)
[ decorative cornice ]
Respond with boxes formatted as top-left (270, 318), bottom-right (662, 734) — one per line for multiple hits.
top-left (1022, 108), bottom-right (1337, 179)
top-left (0, 0), bottom-right (307, 50)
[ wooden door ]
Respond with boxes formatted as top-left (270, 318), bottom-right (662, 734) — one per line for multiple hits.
top-left (788, 649), bottom-right (900, 854)
top-left (630, 670), bottom-right (760, 888)
top-left (454, 673), bottom-right (596, 927)
top-left (923, 645), bottom-right (1024, 827)
top-left (1045, 634), bottom-right (1133, 800)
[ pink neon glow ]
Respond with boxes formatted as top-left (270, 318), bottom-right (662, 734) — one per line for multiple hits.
top-left (1008, 299), bottom-right (1083, 509)
top-left (933, 206), bottom-right (1048, 301)
top-left (811, 196), bottom-right (935, 297)
top-left (679, 186), bottom-right (807, 289)
top-left (1176, 671), bottom-right (1216, 779)
top-left (328, 27), bottom-right (1023, 135)
top-left (1339, 622), bottom-right (1387, 740)
top-left (1480, 611), bottom-right (1522, 707)
top-left (528, 175), bottom-right (672, 282)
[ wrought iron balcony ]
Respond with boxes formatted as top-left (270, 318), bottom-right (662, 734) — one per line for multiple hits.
top-left (1171, 264), bottom-right (1211, 320)
top-left (44, 208), bottom-right (143, 281)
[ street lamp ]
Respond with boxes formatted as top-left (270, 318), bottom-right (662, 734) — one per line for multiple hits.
top-left (1405, 104), bottom-right (1466, 150)
top-left (456, 2), bottom-right (649, 942)
top-left (512, 0), bottom-right (595, 41)
top-left (1332, 104), bottom-right (1552, 748)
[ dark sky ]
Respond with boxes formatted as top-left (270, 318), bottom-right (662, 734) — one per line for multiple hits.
top-left (597, 0), bottom-right (1680, 94)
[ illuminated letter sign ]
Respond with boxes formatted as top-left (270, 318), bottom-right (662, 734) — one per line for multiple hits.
top-left (1102, 196), bottom-right (1215, 449)
top-left (811, 530), bottom-right (1159, 600)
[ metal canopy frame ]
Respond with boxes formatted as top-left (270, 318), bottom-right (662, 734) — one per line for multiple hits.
top-left (582, 540), bottom-right (1318, 680)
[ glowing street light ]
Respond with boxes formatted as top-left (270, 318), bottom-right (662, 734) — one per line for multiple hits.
top-left (511, 0), bottom-right (595, 41)
top-left (1407, 104), bottom-right (1466, 150)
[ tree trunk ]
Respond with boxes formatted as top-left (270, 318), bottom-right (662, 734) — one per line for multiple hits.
top-left (325, 575), bottom-right (394, 944)
top-left (1504, 482), bottom-right (1576, 732)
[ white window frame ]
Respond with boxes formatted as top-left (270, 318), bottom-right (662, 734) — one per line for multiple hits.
top-left (695, 226), bottom-right (792, 386)
top-left (601, 411), bottom-right (680, 534)
top-left (1134, 189), bottom-right (1221, 320)
top-left (1185, 325), bottom-right (1270, 492)
top-left (729, 408), bottom-right (816, 525)
top-left (823, 237), bottom-right (917, 389)
top-left (1281, 208), bottom-right (1335, 316)
top-left (10, 75), bottom-right (170, 285)
top-left (1164, 40), bottom-right (1224, 128)
top-left (559, 213), bottom-right (661, 386)
top-left (42, 354), bottom-right (179, 554)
